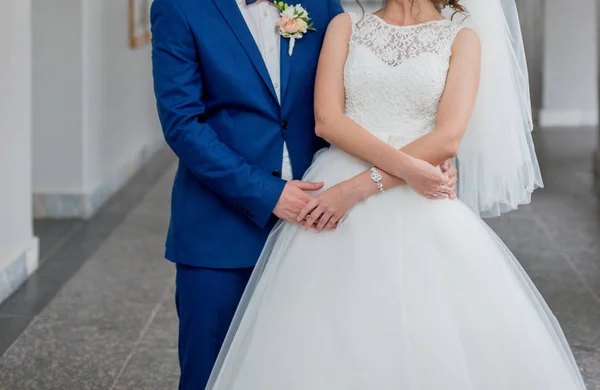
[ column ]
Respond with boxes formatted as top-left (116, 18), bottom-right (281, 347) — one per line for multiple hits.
top-left (0, 0), bottom-right (39, 304)
top-left (31, 0), bottom-right (163, 219)
top-left (516, 0), bottom-right (545, 125)
top-left (595, 0), bottom-right (600, 195)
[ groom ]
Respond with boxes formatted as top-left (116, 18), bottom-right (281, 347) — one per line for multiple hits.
top-left (151, 0), bottom-right (455, 388)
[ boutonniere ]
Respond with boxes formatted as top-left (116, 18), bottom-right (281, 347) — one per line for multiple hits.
top-left (273, 2), bottom-right (316, 56)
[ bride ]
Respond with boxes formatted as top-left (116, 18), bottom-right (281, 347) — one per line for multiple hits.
top-left (207, 0), bottom-right (587, 388)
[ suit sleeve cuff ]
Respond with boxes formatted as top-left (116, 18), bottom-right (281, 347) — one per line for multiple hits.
top-left (250, 175), bottom-right (287, 229)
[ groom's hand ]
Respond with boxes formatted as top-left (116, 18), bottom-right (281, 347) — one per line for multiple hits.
top-left (440, 160), bottom-right (458, 200)
top-left (273, 180), bottom-right (324, 224)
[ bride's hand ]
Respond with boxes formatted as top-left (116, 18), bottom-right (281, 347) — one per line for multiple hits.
top-left (296, 181), bottom-right (363, 232)
top-left (405, 157), bottom-right (450, 198)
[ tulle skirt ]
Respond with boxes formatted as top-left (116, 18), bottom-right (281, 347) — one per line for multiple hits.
top-left (207, 147), bottom-right (586, 390)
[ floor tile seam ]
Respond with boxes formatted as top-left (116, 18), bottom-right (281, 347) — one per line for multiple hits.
top-left (0, 313), bottom-right (42, 359)
top-left (109, 277), bottom-right (176, 390)
top-left (38, 222), bottom-right (83, 264)
top-left (530, 212), bottom-right (600, 309)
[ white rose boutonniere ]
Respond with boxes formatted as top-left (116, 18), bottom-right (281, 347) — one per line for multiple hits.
top-left (273, 2), bottom-right (316, 56)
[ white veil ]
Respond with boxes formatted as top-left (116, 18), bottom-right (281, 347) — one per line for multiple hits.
top-left (443, 0), bottom-right (543, 217)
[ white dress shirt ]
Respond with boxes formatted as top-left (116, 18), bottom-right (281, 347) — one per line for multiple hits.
top-left (237, 0), bottom-right (293, 181)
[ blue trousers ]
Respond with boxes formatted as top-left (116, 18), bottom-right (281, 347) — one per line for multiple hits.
top-left (175, 264), bottom-right (253, 390)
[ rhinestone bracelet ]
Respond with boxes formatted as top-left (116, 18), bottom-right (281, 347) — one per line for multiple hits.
top-left (370, 167), bottom-right (385, 193)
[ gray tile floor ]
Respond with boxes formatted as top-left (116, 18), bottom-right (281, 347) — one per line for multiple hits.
top-left (0, 128), bottom-right (599, 389)
top-left (0, 148), bottom-right (177, 359)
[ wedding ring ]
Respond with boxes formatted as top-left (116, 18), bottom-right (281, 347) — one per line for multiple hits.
top-left (305, 214), bottom-right (311, 219)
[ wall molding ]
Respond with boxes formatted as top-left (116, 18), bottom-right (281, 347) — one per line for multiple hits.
top-left (539, 109), bottom-right (599, 128)
top-left (0, 237), bottom-right (39, 305)
top-left (33, 140), bottom-right (165, 219)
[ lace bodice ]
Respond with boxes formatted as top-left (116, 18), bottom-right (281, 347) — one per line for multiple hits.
top-left (344, 12), bottom-right (465, 146)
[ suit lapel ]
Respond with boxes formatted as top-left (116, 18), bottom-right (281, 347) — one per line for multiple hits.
top-left (280, 0), bottom-right (309, 104)
top-left (212, 0), bottom-right (278, 103)
top-left (280, 37), bottom-right (293, 103)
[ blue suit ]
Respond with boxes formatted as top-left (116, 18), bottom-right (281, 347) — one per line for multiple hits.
top-left (151, 0), bottom-right (344, 387)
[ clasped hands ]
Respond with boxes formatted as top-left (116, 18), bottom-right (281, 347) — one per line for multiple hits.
top-left (273, 159), bottom-right (457, 232)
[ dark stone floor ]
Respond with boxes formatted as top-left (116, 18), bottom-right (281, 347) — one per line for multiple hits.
top-left (0, 128), bottom-right (598, 389)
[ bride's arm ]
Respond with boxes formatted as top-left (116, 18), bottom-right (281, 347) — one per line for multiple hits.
top-left (313, 14), bottom-right (448, 194)
top-left (302, 23), bottom-right (481, 231)
top-left (346, 27), bottom-right (481, 197)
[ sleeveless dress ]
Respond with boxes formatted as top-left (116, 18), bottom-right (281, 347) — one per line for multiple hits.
top-left (207, 13), bottom-right (586, 390)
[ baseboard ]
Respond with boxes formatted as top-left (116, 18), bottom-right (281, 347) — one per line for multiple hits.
top-left (539, 109), bottom-right (598, 128)
top-left (0, 237), bottom-right (39, 305)
top-left (33, 140), bottom-right (165, 219)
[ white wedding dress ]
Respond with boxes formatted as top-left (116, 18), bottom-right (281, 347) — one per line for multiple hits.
top-left (207, 13), bottom-right (586, 390)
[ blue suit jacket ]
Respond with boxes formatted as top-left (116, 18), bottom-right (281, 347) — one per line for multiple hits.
top-left (151, 0), bottom-right (344, 268)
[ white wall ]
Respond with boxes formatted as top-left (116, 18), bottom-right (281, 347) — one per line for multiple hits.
top-left (541, 0), bottom-right (598, 127)
top-left (32, 0), bottom-right (163, 218)
top-left (32, 0), bottom-right (84, 194)
top-left (82, 0), bottom-right (163, 198)
top-left (0, 0), bottom-right (39, 303)
top-left (343, 0), bottom-right (379, 13)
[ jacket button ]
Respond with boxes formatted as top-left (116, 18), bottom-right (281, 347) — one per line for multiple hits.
top-left (281, 121), bottom-right (288, 130)
top-left (271, 170), bottom-right (281, 178)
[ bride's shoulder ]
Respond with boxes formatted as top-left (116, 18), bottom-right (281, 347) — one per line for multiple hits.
top-left (325, 12), bottom-right (354, 37)
top-left (449, 25), bottom-right (480, 63)
top-left (452, 26), bottom-right (480, 52)
top-left (446, 16), bottom-right (479, 41)
top-left (329, 12), bottom-right (354, 27)
top-left (327, 11), bottom-right (370, 35)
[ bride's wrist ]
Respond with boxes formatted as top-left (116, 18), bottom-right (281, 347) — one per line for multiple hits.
top-left (343, 176), bottom-right (373, 202)
top-left (391, 151), bottom-right (414, 180)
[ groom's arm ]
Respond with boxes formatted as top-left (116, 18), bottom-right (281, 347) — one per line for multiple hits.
top-left (151, 0), bottom-right (286, 229)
